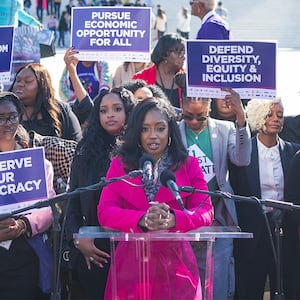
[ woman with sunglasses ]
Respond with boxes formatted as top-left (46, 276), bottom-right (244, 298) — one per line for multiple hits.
top-left (178, 88), bottom-right (252, 300)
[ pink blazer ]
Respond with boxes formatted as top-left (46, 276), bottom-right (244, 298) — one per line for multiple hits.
top-left (98, 156), bottom-right (213, 299)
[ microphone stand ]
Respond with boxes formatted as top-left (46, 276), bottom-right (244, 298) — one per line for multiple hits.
top-left (0, 170), bottom-right (142, 300)
top-left (179, 186), bottom-right (300, 300)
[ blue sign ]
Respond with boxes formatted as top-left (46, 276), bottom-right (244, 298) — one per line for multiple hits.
top-left (71, 6), bottom-right (151, 62)
top-left (186, 40), bottom-right (277, 99)
top-left (0, 26), bottom-right (14, 84)
top-left (0, 147), bottom-right (48, 213)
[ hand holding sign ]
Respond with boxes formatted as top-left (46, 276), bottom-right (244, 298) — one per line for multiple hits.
top-left (221, 87), bottom-right (246, 127)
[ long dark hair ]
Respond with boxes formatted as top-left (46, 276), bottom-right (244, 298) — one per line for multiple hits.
top-left (77, 87), bottom-right (135, 167)
top-left (9, 63), bottom-right (62, 136)
top-left (119, 97), bottom-right (188, 170)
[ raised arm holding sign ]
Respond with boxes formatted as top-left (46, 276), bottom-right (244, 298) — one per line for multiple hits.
top-left (71, 6), bottom-right (151, 62)
top-left (186, 40), bottom-right (277, 99)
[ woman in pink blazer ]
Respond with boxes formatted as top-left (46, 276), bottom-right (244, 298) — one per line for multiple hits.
top-left (98, 97), bottom-right (214, 299)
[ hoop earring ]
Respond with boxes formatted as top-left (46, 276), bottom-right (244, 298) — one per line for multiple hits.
top-left (168, 137), bottom-right (172, 146)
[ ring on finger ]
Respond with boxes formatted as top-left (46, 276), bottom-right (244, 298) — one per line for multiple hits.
top-left (89, 256), bottom-right (94, 262)
top-left (145, 213), bottom-right (149, 228)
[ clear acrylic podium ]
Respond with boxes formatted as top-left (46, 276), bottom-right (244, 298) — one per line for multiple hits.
top-left (74, 226), bottom-right (252, 300)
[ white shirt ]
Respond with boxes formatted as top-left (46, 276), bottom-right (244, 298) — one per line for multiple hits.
top-left (155, 14), bottom-right (167, 32)
top-left (201, 10), bottom-right (215, 25)
top-left (257, 137), bottom-right (284, 204)
top-left (177, 11), bottom-right (191, 33)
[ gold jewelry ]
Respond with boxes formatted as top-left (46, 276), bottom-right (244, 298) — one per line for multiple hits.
top-left (164, 210), bottom-right (171, 228)
top-left (144, 208), bottom-right (150, 228)
top-left (17, 219), bottom-right (27, 234)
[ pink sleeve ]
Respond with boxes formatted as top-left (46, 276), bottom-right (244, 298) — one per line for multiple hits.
top-left (26, 159), bottom-right (55, 237)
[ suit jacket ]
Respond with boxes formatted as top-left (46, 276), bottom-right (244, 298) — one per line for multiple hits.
top-left (179, 118), bottom-right (252, 225)
top-left (231, 136), bottom-right (300, 243)
top-left (230, 136), bottom-right (300, 298)
top-left (98, 155), bottom-right (214, 300)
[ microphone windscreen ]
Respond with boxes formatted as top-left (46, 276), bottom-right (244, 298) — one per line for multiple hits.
top-left (139, 153), bottom-right (154, 168)
top-left (160, 169), bottom-right (176, 187)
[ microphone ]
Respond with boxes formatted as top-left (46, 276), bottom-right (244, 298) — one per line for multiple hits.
top-left (0, 171), bottom-right (144, 222)
top-left (160, 169), bottom-right (185, 210)
top-left (139, 153), bottom-right (154, 182)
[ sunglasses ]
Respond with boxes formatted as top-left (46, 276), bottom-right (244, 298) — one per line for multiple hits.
top-left (182, 114), bottom-right (208, 122)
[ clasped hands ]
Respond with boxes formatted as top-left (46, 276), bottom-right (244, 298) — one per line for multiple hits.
top-left (0, 218), bottom-right (26, 242)
top-left (141, 202), bottom-right (175, 231)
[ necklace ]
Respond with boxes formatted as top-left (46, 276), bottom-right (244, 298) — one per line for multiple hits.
top-left (189, 127), bottom-right (205, 140)
top-left (157, 66), bottom-right (175, 100)
top-left (192, 131), bottom-right (202, 140)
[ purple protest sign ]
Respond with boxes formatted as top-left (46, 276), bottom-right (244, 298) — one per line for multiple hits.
top-left (71, 6), bottom-right (151, 62)
top-left (186, 40), bottom-right (277, 99)
top-left (0, 147), bottom-right (48, 213)
top-left (0, 26), bottom-right (14, 84)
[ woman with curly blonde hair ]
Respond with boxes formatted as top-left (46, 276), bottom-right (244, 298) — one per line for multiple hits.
top-left (230, 97), bottom-right (300, 299)
top-left (9, 63), bottom-right (82, 141)
top-left (245, 98), bottom-right (283, 133)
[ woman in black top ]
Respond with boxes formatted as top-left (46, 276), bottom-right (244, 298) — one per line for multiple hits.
top-left (9, 63), bottom-right (82, 141)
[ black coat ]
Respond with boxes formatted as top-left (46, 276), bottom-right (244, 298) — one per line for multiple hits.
top-left (230, 136), bottom-right (300, 299)
top-left (65, 143), bottom-right (111, 299)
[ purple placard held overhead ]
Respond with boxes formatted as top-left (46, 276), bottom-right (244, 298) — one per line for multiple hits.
top-left (0, 147), bottom-right (48, 214)
top-left (0, 26), bottom-right (14, 84)
top-left (186, 40), bottom-right (277, 99)
top-left (71, 6), bottom-right (151, 62)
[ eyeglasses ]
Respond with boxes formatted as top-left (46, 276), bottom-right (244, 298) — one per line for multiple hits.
top-left (182, 114), bottom-right (208, 122)
top-left (0, 114), bottom-right (19, 126)
top-left (169, 49), bottom-right (185, 58)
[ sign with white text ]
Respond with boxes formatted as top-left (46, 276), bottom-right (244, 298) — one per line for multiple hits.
top-left (0, 147), bottom-right (48, 214)
top-left (186, 40), bottom-right (277, 99)
top-left (0, 26), bottom-right (14, 84)
top-left (71, 6), bottom-right (151, 62)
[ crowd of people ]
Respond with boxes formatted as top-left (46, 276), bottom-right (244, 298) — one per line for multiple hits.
top-left (1, 0), bottom-right (300, 299)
